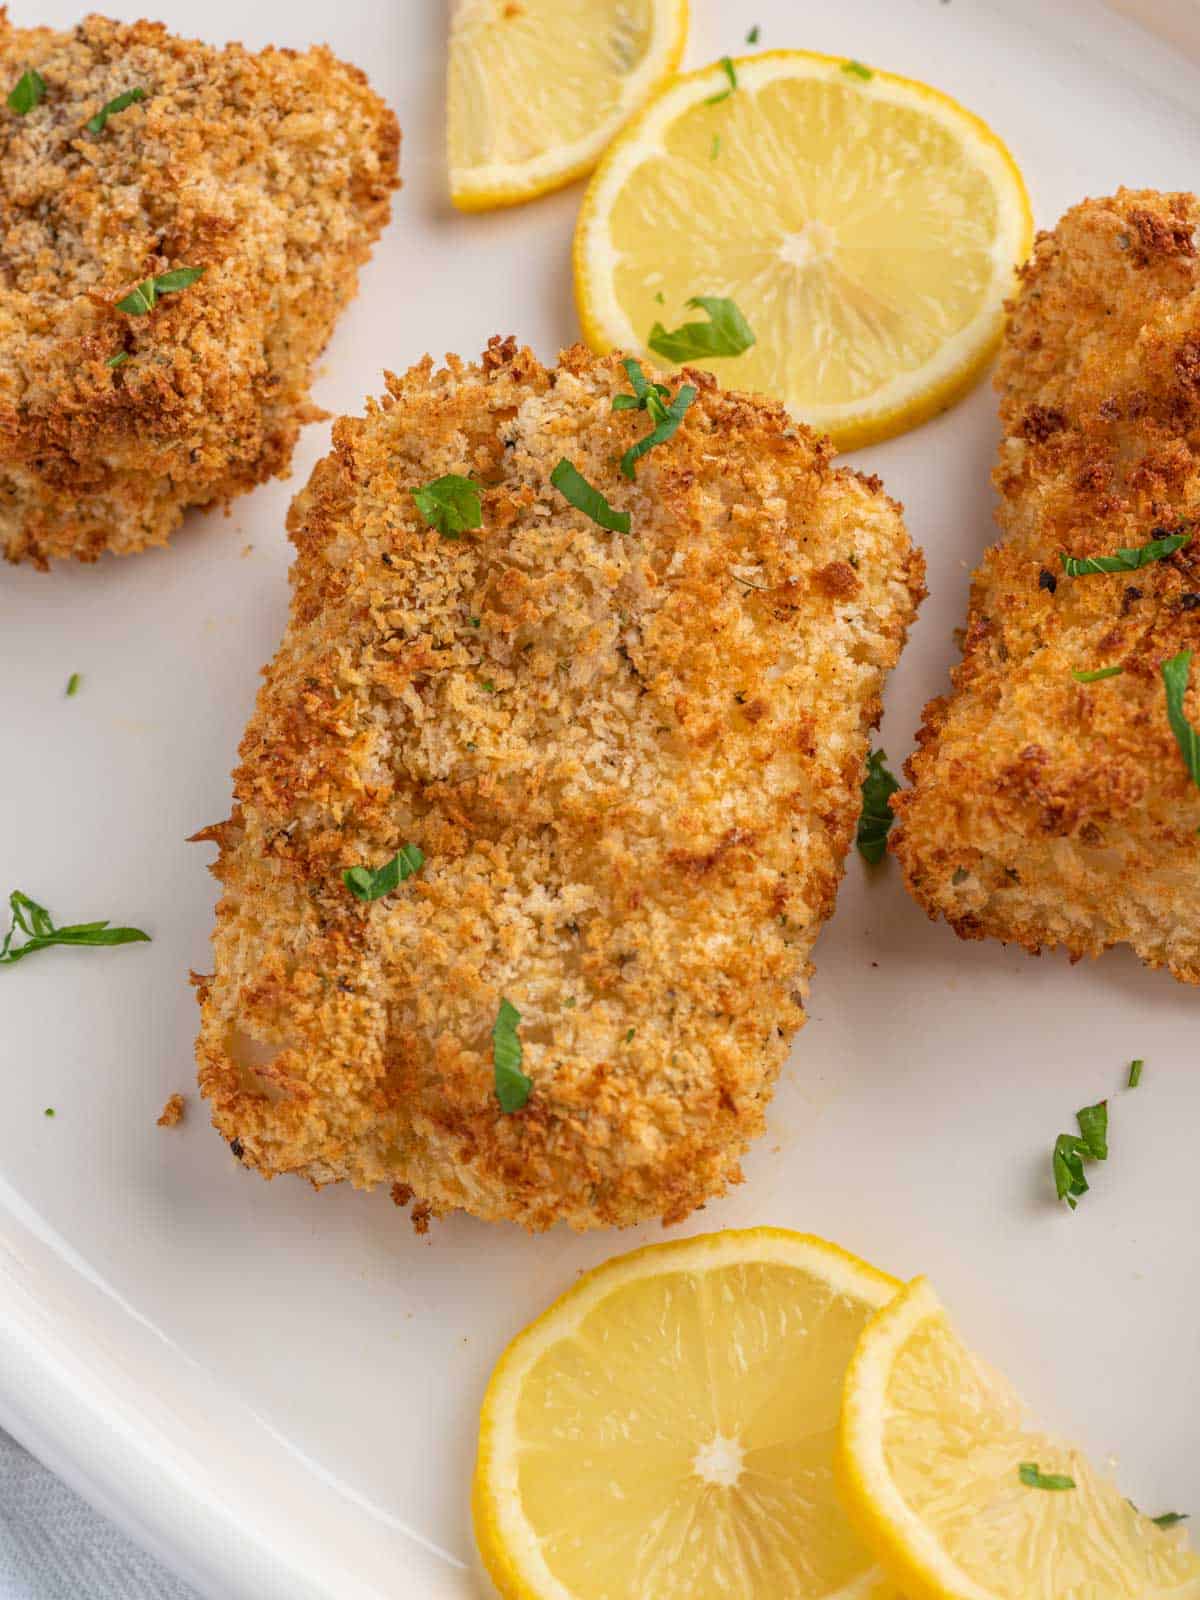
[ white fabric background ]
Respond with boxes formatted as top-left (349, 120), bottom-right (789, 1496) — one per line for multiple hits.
top-left (0, 1433), bottom-right (196, 1599)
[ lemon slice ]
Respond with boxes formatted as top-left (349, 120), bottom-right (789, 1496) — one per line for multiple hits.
top-left (474, 1228), bottom-right (901, 1600)
top-left (574, 51), bottom-right (1033, 449)
top-left (447, 0), bottom-right (688, 211)
top-left (838, 1278), bottom-right (1200, 1600)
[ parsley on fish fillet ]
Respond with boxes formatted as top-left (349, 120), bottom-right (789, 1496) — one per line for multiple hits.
top-left (895, 190), bottom-right (1200, 984)
top-left (0, 13), bottom-right (398, 567)
top-left (195, 338), bottom-right (923, 1231)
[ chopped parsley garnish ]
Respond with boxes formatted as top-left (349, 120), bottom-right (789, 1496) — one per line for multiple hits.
top-left (65, 672), bottom-right (81, 698)
top-left (625, 1027), bottom-right (635, 1042)
top-left (705, 56), bottom-right (738, 104)
top-left (617, 364), bottom-right (697, 480)
top-left (43, 1108), bottom-right (55, 1118)
top-left (1019, 1463), bottom-right (1076, 1492)
top-left (856, 750), bottom-right (900, 864)
top-left (1128, 1058), bottom-right (1144, 1088)
top-left (342, 844), bottom-right (424, 903)
top-left (105, 351), bottom-right (130, 369)
top-left (1153, 1513), bottom-right (1189, 1529)
top-left (1162, 650), bottom-right (1200, 793)
top-left (746, 25), bottom-right (760, 43)
top-left (613, 356), bottom-right (670, 413)
top-left (1075, 1099), bottom-right (1108, 1160)
top-left (1052, 1100), bottom-right (1108, 1209)
top-left (648, 295), bottom-right (755, 365)
top-left (1071, 665), bottom-right (1123, 683)
top-left (492, 997), bottom-right (532, 1112)
top-left (0, 890), bottom-right (149, 968)
top-left (7, 69), bottom-right (46, 114)
top-left (710, 133), bottom-right (720, 160)
top-left (411, 473), bottom-right (482, 538)
top-left (654, 290), bottom-right (665, 304)
top-left (481, 679), bottom-right (496, 693)
top-left (843, 59), bottom-right (873, 79)
top-left (1060, 531), bottom-right (1189, 576)
top-left (86, 87), bottom-right (147, 134)
top-left (468, 615), bottom-right (481, 628)
top-left (115, 267), bottom-right (205, 316)
top-left (550, 458), bottom-right (630, 533)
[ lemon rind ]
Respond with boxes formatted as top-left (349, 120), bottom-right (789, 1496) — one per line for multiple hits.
top-left (837, 1278), bottom-right (1200, 1600)
top-left (449, 0), bottom-right (689, 211)
top-left (476, 1227), bottom-right (901, 1600)
top-left (574, 50), bottom-right (1034, 451)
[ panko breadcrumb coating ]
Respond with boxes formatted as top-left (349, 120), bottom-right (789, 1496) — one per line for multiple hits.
top-left (195, 338), bottom-right (923, 1231)
top-left (0, 11), bottom-right (399, 567)
top-left (894, 190), bottom-right (1200, 983)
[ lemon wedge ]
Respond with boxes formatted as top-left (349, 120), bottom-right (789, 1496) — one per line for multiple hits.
top-left (838, 1278), bottom-right (1200, 1600)
top-left (474, 1228), bottom-right (901, 1600)
top-left (447, 0), bottom-right (688, 211)
top-left (574, 51), bottom-right (1033, 449)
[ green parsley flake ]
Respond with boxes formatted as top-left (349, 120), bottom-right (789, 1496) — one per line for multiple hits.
top-left (1162, 649), bottom-right (1200, 793)
top-left (843, 59), bottom-right (873, 79)
top-left (0, 890), bottom-right (149, 968)
top-left (86, 87), bottom-right (147, 134)
top-left (412, 473), bottom-right (482, 539)
top-left (44, 1108), bottom-right (55, 1118)
top-left (342, 844), bottom-right (424, 903)
top-left (856, 750), bottom-right (900, 864)
top-left (551, 458), bottom-right (630, 533)
top-left (1052, 1100), bottom-right (1108, 1209)
top-left (1153, 1513), bottom-right (1189, 1529)
top-left (1071, 665), bottom-right (1124, 683)
top-left (1019, 1463), bottom-right (1076, 1492)
top-left (705, 56), bottom-right (738, 103)
top-left (649, 295), bottom-right (755, 366)
top-left (1128, 1058), bottom-right (1144, 1088)
top-left (654, 290), bottom-right (665, 304)
top-left (493, 997), bottom-right (532, 1112)
top-left (616, 362), bottom-right (697, 480)
top-left (746, 25), bottom-right (760, 43)
top-left (481, 679), bottom-right (496, 694)
top-left (65, 673), bottom-right (81, 698)
top-left (625, 1028), bottom-right (635, 1042)
top-left (710, 133), bottom-right (720, 160)
top-left (106, 351), bottom-right (130, 370)
top-left (8, 69), bottom-right (46, 114)
top-left (1060, 531), bottom-right (1189, 576)
top-left (1075, 1099), bottom-right (1108, 1161)
top-left (116, 267), bottom-right (205, 316)
top-left (468, 615), bottom-right (481, 628)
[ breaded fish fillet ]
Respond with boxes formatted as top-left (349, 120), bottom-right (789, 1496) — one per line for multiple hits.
top-left (195, 338), bottom-right (923, 1231)
top-left (894, 190), bottom-right (1200, 982)
top-left (0, 12), bottom-right (399, 567)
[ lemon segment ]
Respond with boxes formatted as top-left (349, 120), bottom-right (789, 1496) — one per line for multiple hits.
top-left (838, 1278), bottom-right (1200, 1600)
top-left (574, 51), bottom-right (1033, 449)
top-left (448, 0), bottom-right (688, 211)
top-left (474, 1228), bottom-right (902, 1600)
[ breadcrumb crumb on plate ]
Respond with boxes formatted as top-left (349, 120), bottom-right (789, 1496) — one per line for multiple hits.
top-left (894, 190), bottom-right (1200, 985)
top-left (0, 12), bottom-right (399, 568)
top-left (157, 1093), bottom-right (186, 1128)
top-left (194, 337), bottom-right (923, 1231)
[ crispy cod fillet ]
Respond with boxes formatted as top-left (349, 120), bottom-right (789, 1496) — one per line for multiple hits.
top-left (195, 338), bottom-right (924, 1231)
top-left (0, 12), bottom-right (399, 567)
top-left (894, 190), bottom-right (1200, 982)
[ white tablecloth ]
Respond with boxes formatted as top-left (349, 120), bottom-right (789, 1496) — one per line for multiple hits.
top-left (0, 1433), bottom-right (196, 1599)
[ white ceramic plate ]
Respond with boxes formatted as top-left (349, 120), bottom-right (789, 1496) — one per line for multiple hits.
top-left (2, 2), bottom-right (1199, 1595)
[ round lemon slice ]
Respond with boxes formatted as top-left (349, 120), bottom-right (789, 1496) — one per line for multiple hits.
top-left (838, 1278), bottom-right (1200, 1600)
top-left (447, 0), bottom-right (689, 211)
top-left (574, 51), bottom-right (1033, 449)
top-left (474, 1228), bottom-right (901, 1600)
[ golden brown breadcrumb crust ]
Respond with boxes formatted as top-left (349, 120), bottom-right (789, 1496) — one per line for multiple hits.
top-left (195, 338), bottom-right (924, 1231)
top-left (157, 1092), bottom-right (186, 1127)
top-left (894, 190), bottom-right (1200, 983)
top-left (0, 11), bottom-right (399, 566)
